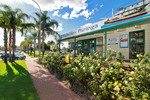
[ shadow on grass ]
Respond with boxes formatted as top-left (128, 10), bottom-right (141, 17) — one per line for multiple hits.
top-left (0, 61), bottom-right (39, 100)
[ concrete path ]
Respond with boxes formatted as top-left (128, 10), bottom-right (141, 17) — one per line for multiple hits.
top-left (25, 55), bottom-right (80, 100)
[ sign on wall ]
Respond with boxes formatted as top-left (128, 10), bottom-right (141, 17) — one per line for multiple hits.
top-left (108, 38), bottom-right (118, 45)
top-left (60, 20), bottom-right (106, 40)
top-left (120, 34), bottom-right (128, 48)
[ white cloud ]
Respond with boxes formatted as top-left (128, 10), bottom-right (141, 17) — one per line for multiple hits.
top-left (79, 9), bottom-right (94, 19)
top-left (12, 0), bottom-right (93, 19)
top-left (54, 23), bottom-right (63, 32)
top-left (62, 12), bottom-right (69, 19)
top-left (81, 23), bottom-right (93, 28)
top-left (15, 0), bottom-right (88, 12)
top-left (52, 10), bottom-right (61, 17)
top-left (100, 4), bottom-right (103, 7)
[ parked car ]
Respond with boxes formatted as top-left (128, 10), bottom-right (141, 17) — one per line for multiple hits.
top-left (1, 53), bottom-right (26, 60)
top-left (15, 53), bottom-right (26, 60)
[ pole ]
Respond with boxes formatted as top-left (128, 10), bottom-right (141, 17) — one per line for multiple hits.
top-left (112, 8), bottom-right (114, 17)
top-left (32, 0), bottom-right (41, 57)
top-left (104, 32), bottom-right (107, 58)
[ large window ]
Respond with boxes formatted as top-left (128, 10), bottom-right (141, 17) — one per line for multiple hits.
top-left (96, 37), bottom-right (103, 56)
top-left (129, 30), bottom-right (145, 59)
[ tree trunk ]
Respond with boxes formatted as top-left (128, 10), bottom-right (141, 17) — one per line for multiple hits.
top-left (9, 30), bottom-right (12, 62)
top-left (4, 28), bottom-right (7, 63)
top-left (38, 30), bottom-right (40, 50)
top-left (42, 30), bottom-right (45, 58)
top-left (34, 38), bottom-right (36, 57)
top-left (30, 44), bottom-right (32, 55)
top-left (28, 44), bottom-right (29, 54)
top-left (12, 26), bottom-right (16, 62)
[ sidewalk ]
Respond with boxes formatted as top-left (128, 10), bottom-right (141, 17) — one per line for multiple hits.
top-left (25, 55), bottom-right (80, 100)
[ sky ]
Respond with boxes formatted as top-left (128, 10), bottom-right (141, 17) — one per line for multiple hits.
top-left (0, 0), bottom-right (142, 47)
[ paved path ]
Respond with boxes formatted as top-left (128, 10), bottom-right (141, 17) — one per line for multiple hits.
top-left (25, 55), bottom-right (80, 100)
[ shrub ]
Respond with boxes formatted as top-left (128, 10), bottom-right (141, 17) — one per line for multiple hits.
top-left (125, 53), bottom-right (150, 99)
top-left (39, 52), bottom-right (65, 73)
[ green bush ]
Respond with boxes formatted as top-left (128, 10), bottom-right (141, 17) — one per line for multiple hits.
top-left (39, 50), bottom-right (150, 100)
top-left (39, 52), bottom-right (65, 73)
top-left (125, 53), bottom-right (150, 99)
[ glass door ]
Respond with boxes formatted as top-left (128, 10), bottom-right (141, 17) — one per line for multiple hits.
top-left (77, 41), bottom-right (82, 55)
top-left (83, 40), bottom-right (89, 55)
top-left (90, 39), bottom-right (95, 54)
top-left (96, 37), bottom-right (103, 56)
top-left (83, 39), bottom-right (95, 55)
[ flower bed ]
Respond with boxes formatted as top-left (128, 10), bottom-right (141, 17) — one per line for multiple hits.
top-left (39, 50), bottom-right (150, 100)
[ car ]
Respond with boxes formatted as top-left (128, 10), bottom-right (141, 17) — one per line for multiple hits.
top-left (1, 53), bottom-right (26, 60)
top-left (0, 51), bottom-right (4, 58)
top-left (15, 53), bottom-right (26, 60)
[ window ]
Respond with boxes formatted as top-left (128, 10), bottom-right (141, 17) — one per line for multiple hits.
top-left (129, 30), bottom-right (145, 59)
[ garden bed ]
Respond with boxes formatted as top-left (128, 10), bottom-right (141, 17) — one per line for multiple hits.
top-left (38, 50), bottom-right (150, 100)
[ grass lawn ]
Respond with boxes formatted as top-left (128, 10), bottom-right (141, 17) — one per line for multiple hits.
top-left (26, 51), bottom-right (49, 58)
top-left (0, 60), bottom-right (39, 100)
top-left (25, 51), bottom-right (40, 58)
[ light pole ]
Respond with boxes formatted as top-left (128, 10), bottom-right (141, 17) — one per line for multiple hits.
top-left (32, 0), bottom-right (41, 57)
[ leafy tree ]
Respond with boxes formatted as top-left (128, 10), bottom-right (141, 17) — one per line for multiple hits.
top-left (0, 5), bottom-right (10, 63)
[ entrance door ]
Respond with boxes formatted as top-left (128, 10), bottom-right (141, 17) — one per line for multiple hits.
top-left (83, 39), bottom-right (95, 55)
top-left (83, 40), bottom-right (89, 55)
top-left (129, 30), bottom-right (145, 59)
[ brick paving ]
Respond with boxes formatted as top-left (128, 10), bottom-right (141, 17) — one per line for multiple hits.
top-left (25, 55), bottom-right (80, 100)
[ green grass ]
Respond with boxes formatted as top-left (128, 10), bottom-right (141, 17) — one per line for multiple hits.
top-left (25, 51), bottom-right (40, 58)
top-left (0, 60), bottom-right (39, 100)
top-left (26, 51), bottom-right (50, 58)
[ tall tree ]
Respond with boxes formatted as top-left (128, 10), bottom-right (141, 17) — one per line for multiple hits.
top-left (0, 5), bottom-right (10, 63)
top-left (9, 8), bottom-right (29, 62)
top-left (31, 31), bottom-right (37, 57)
top-left (40, 11), bottom-right (59, 57)
top-left (20, 23), bottom-right (35, 52)
top-left (33, 13), bottom-right (41, 56)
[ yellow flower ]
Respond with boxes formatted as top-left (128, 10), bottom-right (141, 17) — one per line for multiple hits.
top-left (130, 71), bottom-right (136, 75)
top-left (138, 63), bottom-right (141, 66)
top-left (114, 81), bottom-right (118, 86)
top-left (118, 83), bottom-right (122, 87)
top-left (114, 85), bottom-right (120, 91)
top-left (93, 92), bottom-right (96, 95)
top-left (129, 77), bottom-right (133, 81)
top-left (98, 63), bottom-right (100, 66)
top-left (124, 81), bottom-right (128, 85)
top-left (105, 58), bottom-right (108, 62)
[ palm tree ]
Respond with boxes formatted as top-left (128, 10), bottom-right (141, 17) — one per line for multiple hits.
top-left (40, 11), bottom-right (59, 57)
top-left (0, 5), bottom-right (10, 63)
top-left (31, 31), bottom-right (37, 57)
top-left (20, 23), bottom-right (35, 52)
top-left (9, 8), bottom-right (29, 62)
top-left (32, 13), bottom-right (41, 55)
top-left (47, 40), bottom-right (55, 51)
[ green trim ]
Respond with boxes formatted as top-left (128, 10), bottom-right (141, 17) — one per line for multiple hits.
top-left (129, 30), bottom-right (145, 59)
top-left (74, 38), bottom-right (76, 56)
top-left (94, 38), bottom-right (96, 52)
top-left (105, 32), bottom-right (107, 58)
top-left (60, 17), bottom-right (150, 41)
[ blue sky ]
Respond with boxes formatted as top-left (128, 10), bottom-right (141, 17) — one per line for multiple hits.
top-left (0, 0), bottom-right (142, 47)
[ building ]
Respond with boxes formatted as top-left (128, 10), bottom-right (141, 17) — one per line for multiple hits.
top-left (59, 0), bottom-right (150, 59)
